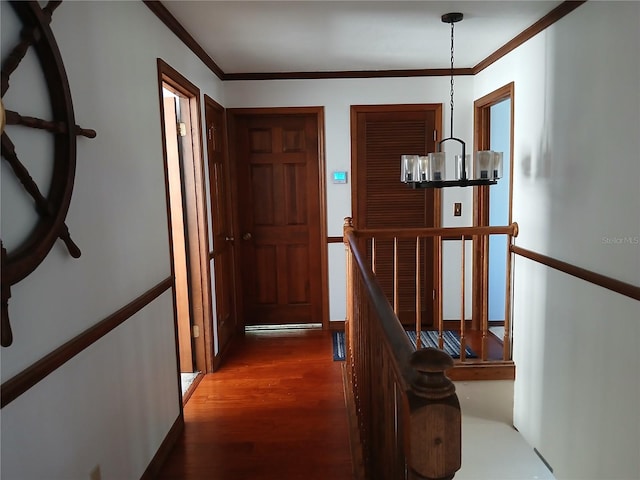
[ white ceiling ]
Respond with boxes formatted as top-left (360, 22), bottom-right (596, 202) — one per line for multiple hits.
top-left (161, 1), bottom-right (564, 75)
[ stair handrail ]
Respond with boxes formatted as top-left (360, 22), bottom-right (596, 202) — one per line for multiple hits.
top-left (344, 217), bottom-right (462, 480)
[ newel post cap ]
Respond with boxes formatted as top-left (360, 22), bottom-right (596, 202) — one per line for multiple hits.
top-left (409, 347), bottom-right (455, 399)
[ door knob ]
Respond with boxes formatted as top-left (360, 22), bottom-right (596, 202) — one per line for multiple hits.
top-left (242, 232), bottom-right (252, 241)
top-left (225, 236), bottom-right (235, 242)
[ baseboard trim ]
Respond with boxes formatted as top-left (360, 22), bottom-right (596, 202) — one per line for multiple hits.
top-left (534, 447), bottom-right (554, 474)
top-left (330, 320), bottom-right (346, 330)
top-left (140, 415), bottom-right (184, 480)
top-left (448, 361), bottom-right (516, 381)
top-left (182, 372), bottom-right (204, 406)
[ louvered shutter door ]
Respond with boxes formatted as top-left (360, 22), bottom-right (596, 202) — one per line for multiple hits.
top-left (354, 108), bottom-right (437, 325)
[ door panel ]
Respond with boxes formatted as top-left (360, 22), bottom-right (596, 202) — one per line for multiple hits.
top-left (205, 96), bottom-right (237, 357)
top-left (352, 106), bottom-right (440, 326)
top-left (163, 95), bottom-right (194, 373)
top-left (233, 113), bottom-right (322, 326)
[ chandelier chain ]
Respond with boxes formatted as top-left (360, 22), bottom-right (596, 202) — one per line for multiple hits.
top-left (450, 21), bottom-right (455, 137)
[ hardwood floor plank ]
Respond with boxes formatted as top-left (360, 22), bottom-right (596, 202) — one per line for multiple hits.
top-left (156, 329), bottom-right (354, 480)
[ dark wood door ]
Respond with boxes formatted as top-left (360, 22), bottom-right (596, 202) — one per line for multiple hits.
top-left (231, 112), bottom-right (322, 326)
top-left (205, 96), bottom-right (237, 355)
top-left (352, 105), bottom-right (440, 326)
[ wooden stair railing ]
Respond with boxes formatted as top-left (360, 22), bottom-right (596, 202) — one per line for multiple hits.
top-left (344, 218), bottom-right (462, 480)
top-left (349, 219), bottom-right (519, 364)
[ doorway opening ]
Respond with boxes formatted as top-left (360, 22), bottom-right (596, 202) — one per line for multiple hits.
top-left (487, 99), bottom-right (511, 327)
top-left (473, 83), bottom-right (514, 335)
top-left (157, 59), bottom-right (212, 401)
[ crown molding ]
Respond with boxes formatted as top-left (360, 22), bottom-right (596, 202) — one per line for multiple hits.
top-left (144, 0), bottom-right (225, 79)
top-left (472, 1), bottom-right (587, 74)
top-left (223, 68), bottom-right (474, 81)
top-left (145, 1), bottom-right (587, 82)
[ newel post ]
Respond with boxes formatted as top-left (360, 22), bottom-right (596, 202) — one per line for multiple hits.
top-left (407, 348), bottom-right (462, 480)
top-left (343, 217), bottom-right (354, 358)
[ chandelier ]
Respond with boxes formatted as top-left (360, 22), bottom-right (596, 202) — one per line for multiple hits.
top-left (401, 13), bottom-right (503, 188)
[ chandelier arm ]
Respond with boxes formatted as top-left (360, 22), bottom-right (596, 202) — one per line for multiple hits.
top-left (436, 137), bottom-right (467, 181)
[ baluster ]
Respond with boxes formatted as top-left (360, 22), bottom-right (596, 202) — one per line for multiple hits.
top-left (393, 237), bottom-right (399, 316)
top-left (344, 217), bottom-right (354, 363)
top-left (503, 231), bottom-right (514, 360)
top-left (481, 233), bottom-right (489, 360)
top-left (355, 274), bottom-right (364, 464)
top-left (415, 236), bottom-right (421, 349)
top-left (437, 235), bottom-right (444, 349)
top-left (392, 384), bottom-right (402, 478)
top-left (371, 237), bottom-right (376, 274)
top-left (460, 235), bottom-right (466, 362)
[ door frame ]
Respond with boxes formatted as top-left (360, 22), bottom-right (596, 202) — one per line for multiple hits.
top-left (157, 59), bottom-right (214, 375)
top-left (472, 82), bottom-right (515, 328)
top-left (226, 106), bottom-right (329, 329)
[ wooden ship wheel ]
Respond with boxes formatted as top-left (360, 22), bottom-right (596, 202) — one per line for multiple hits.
top-left (1, 1), bottom-right (96, 347)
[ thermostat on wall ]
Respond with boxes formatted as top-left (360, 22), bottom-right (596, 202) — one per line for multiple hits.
top-left (332, 170), bottom-right (348, 184)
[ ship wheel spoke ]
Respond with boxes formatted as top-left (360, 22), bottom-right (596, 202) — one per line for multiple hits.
top-left (2, 131), bottom-right (51, 217)
top-left (1, 132), bottom-right (81, 257)
top-left (1, 1), bottom-right (61, 96)
top-left (1, 34), bottom-right (39, 97)
top-left (5, 109), bottom-right (65, 135)
top-left (42, 1), bottom-right (63, 18)
top-left (5, 109), bottom-right (96, 138)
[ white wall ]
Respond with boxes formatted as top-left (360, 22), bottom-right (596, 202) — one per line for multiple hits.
top-left (225, 76), bottom-right (475, 321)
top-left (475, 2), bottom-right (640, 478)
top-left (0, 2), bottom-right (223, 479)
top-left (5, 2), bottom-right (635, 478)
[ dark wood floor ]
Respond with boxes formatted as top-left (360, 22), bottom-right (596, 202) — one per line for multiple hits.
top-left (156, 328), bottom-right (354, 480)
